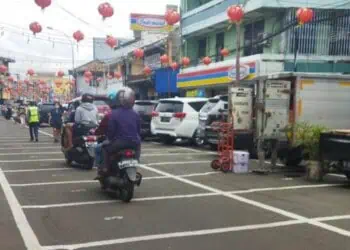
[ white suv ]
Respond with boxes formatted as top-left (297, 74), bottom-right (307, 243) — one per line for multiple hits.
top-left (151, 97), bottom-right (208, 144)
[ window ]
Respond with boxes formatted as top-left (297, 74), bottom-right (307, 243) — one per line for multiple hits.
top-left (329, 14), bottom-right (350, 56)
top-left (244, 20), bottom-right (265, 56)
top-left (134, 102), bottom-right (157, 114)
top-left (216, 32), bottom-right (225, 62)
top-left (156, 101), bottom-right (184, 113)
top-left (188, 101), bottom-right (207, 112)
top-left (200, 99), bottom-right (219, 113)
top-left (220, 95), bottom-right (228, 102)
top-left (198, 38), bottom-right (207, 59)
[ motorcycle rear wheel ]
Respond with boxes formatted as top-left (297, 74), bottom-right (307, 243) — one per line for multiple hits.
top-left (120, 181), bottom-right (134, 203)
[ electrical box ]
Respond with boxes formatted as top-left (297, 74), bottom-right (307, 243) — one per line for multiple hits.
top-left (231, 87), bottom-right (253, 130)
top-left (257, 80), bottom-right (291, 139)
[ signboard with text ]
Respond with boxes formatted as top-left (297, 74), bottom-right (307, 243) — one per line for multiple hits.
top-left (130, 13), bottom-right (173, 32)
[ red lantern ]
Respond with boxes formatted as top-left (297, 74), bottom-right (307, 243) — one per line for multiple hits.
top-left (114, 72), bottom-right (122, 79)
top-left (7, 76), bottom-right (14, 82)
top-left (227, 5), bottom-right (244, 23)
top-left (39, 79), bottom-right (46, 85)
top-left (29, 22), bottom-right (42, 35)
top-left (73, 30), bottom-right (84, 43)
top-left (24, 79), bottom-right (30, 85)
top-left (0, 64), bottom-right (7, 74)
top-left (165, 10), bottom-right (180, 26)
top-left (107, 74), bottom-right (113, 80)
top-left (170, 62), bottom-right (179, 71)
top-left (220, 48), bottom-right (230, 57)
top-left (160, 54), bottom-right (169, 65)
top-left (296, 8), bottom-right (314, 25)
top-left (27, 68), bottom-right (35, 76)
top-left (143, 66), bottom-right (152, 76)
top-left (98, 2), bottom-right (114, 20)
top-left (202, 56), bottom-right (212, 65)
top-left (57, 70), bottom-right (64, 78)
top-left (84, 70), bottom-right (92, 79)
top-left (105, 36), bottom-right (118, 49)
top-left (181, 57), bottom-right (190, 67)
top-left (35, 0), bottom-right (51, 10)
top-left (96, 77), bottom-right (103, 83)
top-left (133, 48), bottom-right (144, 59)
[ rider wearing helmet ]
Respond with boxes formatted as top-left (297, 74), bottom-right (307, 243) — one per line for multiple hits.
top-left (103, 87), bottom-right (141, 173)
top-left (74, 93), bottom-right (99, 137)
top-left (94, 90), bottom-right (120, 176)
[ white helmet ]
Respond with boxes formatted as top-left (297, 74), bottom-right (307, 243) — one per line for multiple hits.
top-left (117, 87), bottom-right (135, 108)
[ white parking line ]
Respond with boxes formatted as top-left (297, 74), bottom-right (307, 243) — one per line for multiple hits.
top-left (10, 172), bottom-right (220, 187)
top-left (0, 146), bottom-right (59, 150)
top-left (0, 152), bottom-right (61, 156)
top-left (21, 183), bottom-right (342, 209)
top-left (139, 164), bottom-right (350, 238)
top-left (22, 193), bottom-right (218, 209)
top-left (3, 168), bottom-right (70, 173)
top-left (0, 169), bottom-right (42, 249)
top-left (42, 220), bottom-right (303, 250)
top-left (0, 142), bottom-right (55, 146)
top-left (0, 159), bottom-right (63, 163)
top-left (314, 214), bottom-right (350, 222)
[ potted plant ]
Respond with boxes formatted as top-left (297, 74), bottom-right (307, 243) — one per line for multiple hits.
top-left (287, 122), bottom-right (328, 181)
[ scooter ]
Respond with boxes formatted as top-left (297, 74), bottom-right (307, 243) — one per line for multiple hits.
top-left (97, 147), bottom-right (142, 202)
top-left (61, 124), bottom-right (97, 170)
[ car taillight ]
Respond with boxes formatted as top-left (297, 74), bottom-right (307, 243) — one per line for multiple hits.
top-left (124, 150), bottom-right (134, 158)
top-left (151, 111), bottom-right (159, 117)
top-left (173, 112), bottom-right (186, 119)
top-left (84, 136), bottom-right (96, 142)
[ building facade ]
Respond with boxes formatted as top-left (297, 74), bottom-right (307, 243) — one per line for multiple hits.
top-left (178, 0), bottom-right (350, 96)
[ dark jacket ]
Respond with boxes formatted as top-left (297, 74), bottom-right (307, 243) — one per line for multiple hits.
top-left (95, 112), bottom-right (111, 136)
top-left (107, 107), bottom-right (141, 144)
top-left (50, 108), bottom-right (63, 128)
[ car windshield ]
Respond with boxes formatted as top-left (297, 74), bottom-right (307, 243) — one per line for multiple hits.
top-left (200, 99), bottom-right (219, 113)
top-left (156, 101), bottom-right (183, 113)
top-left (134, 102), bottom-right (156, 114)
top-left (93, 100), bottom-right (108, 106)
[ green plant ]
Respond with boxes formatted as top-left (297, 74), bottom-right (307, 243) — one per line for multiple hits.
top-left (286, 122), bottom-right (328, 160)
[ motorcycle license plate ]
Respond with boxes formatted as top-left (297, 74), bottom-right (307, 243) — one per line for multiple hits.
top-left (118, 159), bottom-right (139, 169)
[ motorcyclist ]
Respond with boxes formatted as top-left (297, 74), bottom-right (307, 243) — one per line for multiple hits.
top-left (94, 90), bottom-right (120, 177)
top-left (102, 87), bottom-right (141, 174)
top-left (73, 93), bottom-right (99, 138)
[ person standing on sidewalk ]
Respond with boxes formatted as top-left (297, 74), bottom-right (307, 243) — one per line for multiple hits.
top-left (27, 101), bottom-right (40, 142)
top-left (49, 101), bottom-right (63, 143)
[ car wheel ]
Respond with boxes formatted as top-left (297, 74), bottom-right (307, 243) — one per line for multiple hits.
top-left (211, 160), bottom-right (220, 170)
top-left (192, 130), bottom-right (204, 147)
top-left (161, 136), bottom-right (176, 145)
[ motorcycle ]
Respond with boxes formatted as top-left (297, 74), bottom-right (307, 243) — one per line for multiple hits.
top-left (97, 147), bottom-right (142, 202)
top-left (61, 124), bottom-right (97, 170)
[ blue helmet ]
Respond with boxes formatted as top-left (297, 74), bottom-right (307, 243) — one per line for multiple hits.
top-left (107, 89), bottom-right (119, 109)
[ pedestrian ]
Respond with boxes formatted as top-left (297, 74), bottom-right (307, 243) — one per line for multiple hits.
top-left (49, 101), bottom-right (63, 143)
top-left (18, 105), bottom-right (26, 128)
top-left (27, 101), bottom-right (40, 142)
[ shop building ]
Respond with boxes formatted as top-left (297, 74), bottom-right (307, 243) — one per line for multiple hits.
top-left (179, 0), bottom-right (350, 96)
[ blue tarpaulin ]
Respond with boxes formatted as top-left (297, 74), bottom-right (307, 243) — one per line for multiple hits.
top-left (155, 68), bottom-right (179, 94)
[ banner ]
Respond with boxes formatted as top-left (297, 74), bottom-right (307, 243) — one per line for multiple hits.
top-left (130, 13), bottom-right (173, 32)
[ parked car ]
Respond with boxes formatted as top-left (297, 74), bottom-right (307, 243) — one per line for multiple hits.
top-left (151, 97), bottom-right (207, 145)
top-left (38, 103), bottom-right (55, 125)
top-left (64, 95), bottom-right (110, 123)
top-left (133, 100), bottom-right (158, 139)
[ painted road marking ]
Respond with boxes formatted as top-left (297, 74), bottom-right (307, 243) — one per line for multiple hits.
top-left (2, 161), bottom-right (212, 173)
top-left (140, 164), bottom-right (350, 238)
top-left (0, 169), bottom-right (42, 249)
top-left (0, 146), bottom-right (59, 150)
top-left (104, 216), bottom-right (123, 221)
top-left (21, 184), bottom-right (342, 209)
top-left (10, 172), bottom-right (220, 187)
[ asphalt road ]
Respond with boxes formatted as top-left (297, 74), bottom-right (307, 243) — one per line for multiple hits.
top-left (1, 118), bottom-right (350, 250)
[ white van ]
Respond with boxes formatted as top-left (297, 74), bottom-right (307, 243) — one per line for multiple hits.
top-left (151, 97), bottom-right (208, 144)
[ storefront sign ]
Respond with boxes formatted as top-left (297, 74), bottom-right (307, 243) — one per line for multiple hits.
top-left (145, 53), bottom-right (161, 69)
top-left (177, 61), bottom-right (256, 88)
top-left (130, 13), bottom-right (173, 32)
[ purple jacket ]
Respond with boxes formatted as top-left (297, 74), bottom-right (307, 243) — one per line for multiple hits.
top-left (107, 107), bottom-right (141, 144)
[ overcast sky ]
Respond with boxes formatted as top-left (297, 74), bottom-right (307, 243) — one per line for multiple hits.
top-left (0, 0), bottom-right (179, 76)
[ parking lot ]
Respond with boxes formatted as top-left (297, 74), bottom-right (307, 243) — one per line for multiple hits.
top-left (1, 118), bottom-right (350, 250)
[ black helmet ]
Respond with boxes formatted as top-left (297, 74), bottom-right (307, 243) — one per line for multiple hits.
top-left (81, 94), bottom-right (94, 103)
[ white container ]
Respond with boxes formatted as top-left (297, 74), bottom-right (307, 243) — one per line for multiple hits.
top-left (233, 150), bottom-right (250, 164)
top-left (233, 163), bottom-right (249, 174)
